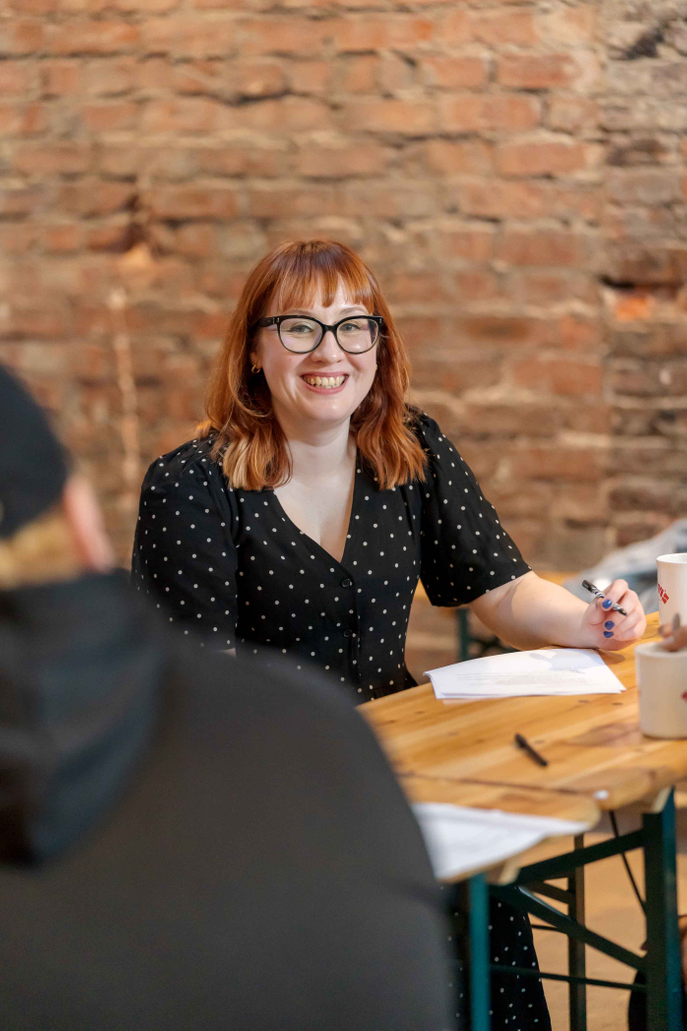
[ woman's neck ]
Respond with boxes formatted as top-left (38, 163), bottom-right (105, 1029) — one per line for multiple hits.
top-left (280, 419), bottom-right (354, 485)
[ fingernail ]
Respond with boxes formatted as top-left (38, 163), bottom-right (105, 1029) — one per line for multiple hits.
top-left (602, 599), bottom-right (613, 609)
top-left (604, 620), bottom-right (615, 630)
top-left (603, 630), bottom-right (614, 638)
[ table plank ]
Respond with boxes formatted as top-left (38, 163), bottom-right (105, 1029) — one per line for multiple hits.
top-left (363, 614), bottom-right (687, 814)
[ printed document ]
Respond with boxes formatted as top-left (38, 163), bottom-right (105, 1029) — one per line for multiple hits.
top-left (426, 648), bottom-right (624, 700)
top-left (414, 802), bottom-right (593, 880)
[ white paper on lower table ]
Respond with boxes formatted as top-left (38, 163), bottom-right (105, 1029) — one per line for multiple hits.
top-left (426, 647), bottom-right (624, 700)
top-left (413, 802), bottom-right (593, 881)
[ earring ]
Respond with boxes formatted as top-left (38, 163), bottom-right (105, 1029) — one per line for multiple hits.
top-left (251, 363), bottom-right (261, 374)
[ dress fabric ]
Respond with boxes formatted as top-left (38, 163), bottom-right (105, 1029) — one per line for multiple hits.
top-left (131, 412), bottom-right (531, 702)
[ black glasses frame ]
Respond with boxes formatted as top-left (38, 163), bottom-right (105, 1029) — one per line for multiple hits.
top-left (251, 314), bottom-right (384, 354)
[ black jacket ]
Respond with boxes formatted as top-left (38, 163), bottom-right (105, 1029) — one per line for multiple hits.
top-left (0, 573), bottom-right (455, 1030)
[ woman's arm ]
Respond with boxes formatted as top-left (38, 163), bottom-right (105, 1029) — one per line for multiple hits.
top-left (470, 571), bottom-right (646, 652)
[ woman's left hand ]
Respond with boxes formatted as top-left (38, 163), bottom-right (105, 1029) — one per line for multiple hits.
top-left (579, 579), bottom-right (646, 651)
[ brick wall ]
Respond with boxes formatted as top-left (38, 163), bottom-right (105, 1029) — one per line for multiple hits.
top-left (1, 0), bottom-right (686, 596)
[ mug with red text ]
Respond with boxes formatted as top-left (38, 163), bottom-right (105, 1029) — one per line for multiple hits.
top-left (657, 553), bottom-right (687, 627)
top-left (636, 641), bottom-right (687, 738)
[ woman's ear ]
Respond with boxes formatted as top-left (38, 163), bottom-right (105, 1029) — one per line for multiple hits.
top-left (62, 475), bottom-right (115, 573)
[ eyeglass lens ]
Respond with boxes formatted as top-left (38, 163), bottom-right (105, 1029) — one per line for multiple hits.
top-left (278, 317), bottom-right (379, 353)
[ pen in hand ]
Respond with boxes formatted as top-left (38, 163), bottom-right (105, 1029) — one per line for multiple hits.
top-left (581, 580), bottom-right (628, 617)
top-left (514, 733), bottom-right (548, 768)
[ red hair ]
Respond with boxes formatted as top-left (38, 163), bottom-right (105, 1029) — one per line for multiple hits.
top-left (197, 240), bottom-right (426, 490)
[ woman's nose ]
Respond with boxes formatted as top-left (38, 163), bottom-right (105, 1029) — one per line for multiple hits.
top-left (313, 329), bottom-right (342, 362)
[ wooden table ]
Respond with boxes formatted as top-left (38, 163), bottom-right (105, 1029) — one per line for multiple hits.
top-left (362, 615), bottom-right (686, 1031)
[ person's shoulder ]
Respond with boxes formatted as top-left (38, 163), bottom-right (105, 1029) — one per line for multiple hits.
top-left (142, 436), bottom-right (219, 492)
top-left (406, 408), bottom-right (449, 453)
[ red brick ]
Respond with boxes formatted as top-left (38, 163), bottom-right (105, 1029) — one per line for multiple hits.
top-left (510, 357), bottom-right (603, 396)
top-left (608, 168), bottom-right (684, 205)
top-left (174, 223), bottom-right (217, 257)
top-left (141, 98), bottom-right (224, 133)
top-left (288, 61), bottom-right (331, 95)
top-left (422, 140), bottom-right (493, 175)
top-left (341, 98), bottom-right (436, 134)
top-left (141, 18), bottom-right (237, 58)
top-left (341, 56), bottom-right (376, 94)
top-left (49, 21), bottom-right (140, 55)
top-left (228, 97), bottom-right (328, 132)
top-left (0, 103), bottom-right (47, 135)
top-left (452, 270), bottom-right (501, 302)
top-left (0, 224), bottom-right (39, 255)
top-left (439, 94), bottom-right (541, 133)
top-left (58, 181), bottom-right (136, 216)
top-left (554, 314), bottom-right (600, 352)
top-left (497, 230), bottom-right (591, 268)
top-left (233, 60), bottom-right (286, 97)
top-left (497, 54), bottom-right (579, 90)
top-left (0, 64), bottom-right (31, 95)
top-left (547, 96), bottom-right (598, 132)
top-left (441, 8), bottom-right (538, 47)
top-left (436, 226), bottom-right (495, 263)
top-left (80, 102), bottom-right (139, 132)
top-left (456, 179), bottom-right (549, 219)
top-left (41, 60), bottom-right (80, 95)
top-left (509, 447), bottom-right (605, 481)
top-left (86, 224), bottom-right (131, 252)
top-left (82, 57), bottom-right (137, 95)
top-left (0, 20), bottom-right (45, 55)
top-left (538, 6), bottom-right (597, 46)
top-left (463, 403), bottom-right (560, 438)
top-left (0, 187), bottom-right (43, 216)
top-left (506, 271), bottom-right (599, 306)
top-left (496, 138), bottom-right (593, 177)
top-left (410, 354), bottom-right (501, 394)
top-left (333, 15), bottom-right (433, 52)
top-left (12, 142), bottom-right (93, 175)
top-left (146, 185), bottom-right (238, 219)
top-left (454, 315), bottom-right (544, 347)
top-left (294, 145), bottom-right (389, 178)
top-left (7, 0), bottom-right (59, 12)
top-left (43, 224), bottom-right (85, 253)
top-left (238, 18), bottom-right (330, 56)
top-left (385, 272), bottom-right (450, 304)
top-left (420, 56), bottom-right (489, 90)
top-left (247, 185), bottom-right (344, 219)
top-left (197, 147), bottom-right (284, 177)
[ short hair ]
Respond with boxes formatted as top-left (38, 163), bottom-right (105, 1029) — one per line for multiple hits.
top-left (197, 240), bottom-right (426, 491)
top-left (0, 503), bottom-right (80, 590)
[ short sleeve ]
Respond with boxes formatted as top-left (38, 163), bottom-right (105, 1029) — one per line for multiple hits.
top-left (131, 442), bottom-right (239, 650)
top-left (416, 414), bottom-right (530, 606)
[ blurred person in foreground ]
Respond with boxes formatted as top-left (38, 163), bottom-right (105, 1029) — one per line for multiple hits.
top-left (0, 365), bottom-right (456, 1031)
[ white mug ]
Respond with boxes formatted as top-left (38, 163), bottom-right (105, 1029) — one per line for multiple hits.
top-left (635, 641), bottom-right (687, 738)
top-left (657, 553), bottom-right (687, 627)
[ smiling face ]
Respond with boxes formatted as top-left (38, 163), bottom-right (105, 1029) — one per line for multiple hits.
top-left (249, 280), bottom-right (378, 439)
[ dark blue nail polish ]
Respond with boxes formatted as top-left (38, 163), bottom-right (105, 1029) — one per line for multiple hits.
top-left (603, 630), bottom-right (614, 638)
top-left (604, 620), bottom-right (614, 630)
top-left (602, 598), bottom-right (613, 609)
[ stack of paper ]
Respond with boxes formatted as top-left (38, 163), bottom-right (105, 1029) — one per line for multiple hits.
top-left (426, 647), bottom-right (624, 700)
top-left (413, 802), bottom-right (593, 881)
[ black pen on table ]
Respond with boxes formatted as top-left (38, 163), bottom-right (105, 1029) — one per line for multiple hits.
top-left (581, 579), bottom-right (628, 617)
top-left (514, 733), bottom-right (548, 768)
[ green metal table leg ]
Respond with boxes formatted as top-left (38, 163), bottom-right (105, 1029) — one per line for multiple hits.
top-left (457, 608), bottom-right (470, 663)
top-left (568, 834), bottom-right (587, 1031)
top-left (643, 790), bottom-right (683, 1031)
top-left (468, 874), bottom-right (491, 1031)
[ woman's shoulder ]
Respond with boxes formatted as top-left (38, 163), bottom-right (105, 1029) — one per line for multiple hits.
top-left (142, 436), bottom-right (220, 493)
top-left (406, 407), bottom-right (450, 453)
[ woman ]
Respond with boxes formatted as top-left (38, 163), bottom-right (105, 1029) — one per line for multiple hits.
top-left (132, 239), bottom-right (645, 1029)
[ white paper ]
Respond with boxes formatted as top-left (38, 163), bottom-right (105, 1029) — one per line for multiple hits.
top-left (426, 648), bottom-right (624, 700)
top-left (413, 802), bottom-right (593, 881)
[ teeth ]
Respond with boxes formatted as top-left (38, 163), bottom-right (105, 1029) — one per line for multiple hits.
top-left (303, 375), bottom-right (346, 388)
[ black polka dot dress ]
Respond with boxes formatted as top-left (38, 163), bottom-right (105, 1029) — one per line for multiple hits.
top-left (131, 413), bottom-right (530, 701)
top-left (132, 410), bottom-right (550, 1029)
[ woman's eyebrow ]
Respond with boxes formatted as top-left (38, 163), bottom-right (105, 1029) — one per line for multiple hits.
top-left (283, 305), bottom-right (367, 315)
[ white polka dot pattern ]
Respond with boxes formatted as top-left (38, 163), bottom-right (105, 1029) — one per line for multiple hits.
top-left (131, 413), bottom-right (530, 701)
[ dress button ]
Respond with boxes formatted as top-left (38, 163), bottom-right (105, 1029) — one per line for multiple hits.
top-left (341, 578), bottom-right (353, 588)
top-left (343, 629), bottom-right (352, 638)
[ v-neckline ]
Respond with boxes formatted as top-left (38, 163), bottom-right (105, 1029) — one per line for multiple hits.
top-left (270, 458), bottom-right (361, 570)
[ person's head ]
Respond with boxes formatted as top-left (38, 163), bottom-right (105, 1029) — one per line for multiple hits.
top-left (199, 240), bottom-right (426, 490)
top-left (0, 366), bottom-right (113, 590)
